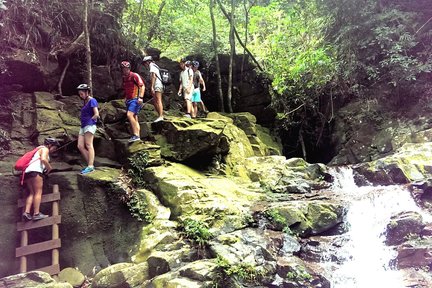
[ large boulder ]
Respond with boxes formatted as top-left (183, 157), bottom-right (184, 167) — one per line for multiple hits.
top-left (0, 271), bottom-right (72, 288)
top-left (262, 201), bottom-right (346, 237)
top-left (352, 142), bottom-right (432, 186)
top-left (385, 211), bottom-right (425, 246)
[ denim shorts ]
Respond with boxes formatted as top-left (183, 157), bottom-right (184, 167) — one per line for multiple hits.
top-left (79, 124), bottom-right (97, 135)
top-left (126, 98), bottom-right (142, 115)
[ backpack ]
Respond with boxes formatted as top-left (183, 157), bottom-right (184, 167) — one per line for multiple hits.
top-left (14, 146), bottom-right (44, 185)
top-left (154, 64), bottom-right (172, 85)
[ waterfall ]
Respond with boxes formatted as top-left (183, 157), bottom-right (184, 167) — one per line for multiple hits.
top-left (322, 167), bottom-right (429, 288)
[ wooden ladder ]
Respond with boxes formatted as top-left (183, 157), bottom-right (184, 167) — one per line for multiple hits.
top-left (16, 184), bottom-right (62, 275)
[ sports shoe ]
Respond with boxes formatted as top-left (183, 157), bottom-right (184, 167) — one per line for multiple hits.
top-left (153, 116), bottom-right (164, 123)
top-left (81, 166), bottom-right (95, 174)
top-left (22, 212), bottom-right (32, 221)
top-left (33, 212), bottom-right (48, 221)
top-left (128, 135), bottom-right (140, 142)
top-left (184, 114), bottom-right (191, 118)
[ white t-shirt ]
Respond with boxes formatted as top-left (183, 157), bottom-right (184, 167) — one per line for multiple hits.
top-left (149, 63), bottom-right (163, 89)
top-left (180, 68), bottom-right (193, 93)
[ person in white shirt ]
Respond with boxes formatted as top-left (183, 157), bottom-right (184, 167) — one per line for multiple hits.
top-left (142, 56), bottom-right (164, 123)
top-left (22, 137), bottom-right (60, 221)
top-left (178, 59), bottom-right (194, 118)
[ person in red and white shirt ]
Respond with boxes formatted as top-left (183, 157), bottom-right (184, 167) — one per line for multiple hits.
top-left (121, 61), bottom-right (145, 142)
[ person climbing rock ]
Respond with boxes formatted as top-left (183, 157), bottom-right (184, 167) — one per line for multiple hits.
top-left (142, 55), bottom-right (165, 123)
top-left (22, 137), bottom-right (60, 221)
top-left (77, 83), bottom-right (99, 175)
top-left (121, 60), bottom-right (145, 142)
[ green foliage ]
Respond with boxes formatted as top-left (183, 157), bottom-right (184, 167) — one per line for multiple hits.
top-left (0, 0), bottom-right (81, 50)
top-left (265, 208), bottom-right (293, 234)
top-left (318, 0), bottom-right (432, 105)
top-left (214, 256), bottom-right (264, 286)
top-left (126, 191), bottom-right (153, 223)
top-left (286, 266), bottom-right (313, 282)
top-left (127, 150), bottom-right (149, 188)
top-left (178, 218), bottom-right (213, 248)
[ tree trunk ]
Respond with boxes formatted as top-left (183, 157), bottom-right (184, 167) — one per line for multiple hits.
top-left (57, 58), bottom-right (70, 96)
top-left (210, 0), bottom-right (224, 112)
top-left (134, 0), bottom-right (144, 34)
top-left (217, 0), bottom-right (263, 72)
top-left (227, 0), bottom-right (235, 113)
top-left (84, 0), bottom-right (92, 91)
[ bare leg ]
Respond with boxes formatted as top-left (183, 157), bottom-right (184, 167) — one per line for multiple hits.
top-left (153, 91), bottom-right (164, 118)
top-left (31, 175), bottom-right (44, 215)
top-left (200, 100), bottom-right (208, 112)
top-left (192, 103), bottom-right (198, 118)
top-left (186, 99), bottom-right (192, 115)
top-left (24, 179), bottom-right (35, 214)
top-left (77, 134), bottom-right (89, 163)
top-left (84, 132), bottom-right (95, 167)
top-left (127, 111), bottom-right (140, 136)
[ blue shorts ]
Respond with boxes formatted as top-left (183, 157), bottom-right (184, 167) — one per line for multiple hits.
top-left (191, 88), bottom-right (201, 103)
top-left (126, 98), bottom-right (142, 115)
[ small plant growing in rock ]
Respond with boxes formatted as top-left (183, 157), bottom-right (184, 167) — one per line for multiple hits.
top-left (178, 218), bottom-right (213, 248)
top-left (127, 192), bottom-right (153, 223)
top-left (127, 150), bottom-right (149, 188)
top-left (286, 266), bottom-right (313, 282)
top-left (265, 208), bottom-right (294, 234)
top-left (214, 256), bottom-right (264, 286)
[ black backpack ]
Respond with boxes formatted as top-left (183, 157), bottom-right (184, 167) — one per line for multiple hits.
top-left (154, 64), bottom-right (172, 85)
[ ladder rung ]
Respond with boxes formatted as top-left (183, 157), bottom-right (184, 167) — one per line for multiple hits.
top-left (17, 216), bottom-right (62, 231)
top-left (16, 239), bottom-right (61, 257)
top-left (17, 193), bottom-right (61, 208)
top-left (34, 264), bottom-right (60, 276)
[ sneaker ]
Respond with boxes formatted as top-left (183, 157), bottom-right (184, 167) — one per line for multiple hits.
top-left (184, 114), bottom-right (191, 118)
top-left (33, 212), bottom-right (48, 221)
top-left (81, 166), bottom-right (95, 175)
top-left (22, 212), bottom-right (32, 221)
top-left (128, 135), bottom-right (140, 142)
top-left (153, 116), bottom-right (164, 123)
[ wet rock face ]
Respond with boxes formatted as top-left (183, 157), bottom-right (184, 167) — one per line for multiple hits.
top-left (385, 211), bottom-right (425, 246)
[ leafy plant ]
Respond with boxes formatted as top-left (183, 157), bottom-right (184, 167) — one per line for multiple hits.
top-left (178, 218), bottom-right (213, 248)
top-left (214, 256), bottom-right (264, 286)
top-left (127, 150), bottom-right (149, 188)
top-left (286, 266), bottom-right (313, 282)
top-left (126, 191), bottom-right (153, 223)
top-left (265, 208), bottom-right (293, 234)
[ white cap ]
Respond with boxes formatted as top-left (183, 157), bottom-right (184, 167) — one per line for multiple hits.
top-left (142, 56), bottom-right (153, 62)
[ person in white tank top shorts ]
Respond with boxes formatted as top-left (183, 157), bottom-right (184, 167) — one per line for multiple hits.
top-left (22, 137), bottom-right (60, 221)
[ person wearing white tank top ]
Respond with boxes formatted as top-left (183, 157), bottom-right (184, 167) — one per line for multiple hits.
top-left (22, 138), bottom-right (60, 221)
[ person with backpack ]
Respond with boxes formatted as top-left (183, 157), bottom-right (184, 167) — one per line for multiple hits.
top-left (142, 56), bottom-right (164, 123)
top-left (76, 84), bottom-right (99, 175)
top-left (21, 137), bottom-right (60, 221)
top-left (178, 59), bottom-right (194, 118)
top-left (121, 60), bottom-right (145, 142)
top-left (191, 61), bottom-right (208, 117)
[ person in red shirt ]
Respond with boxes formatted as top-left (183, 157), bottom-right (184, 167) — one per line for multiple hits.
top-left (121, 61), bottom-right (145, 142)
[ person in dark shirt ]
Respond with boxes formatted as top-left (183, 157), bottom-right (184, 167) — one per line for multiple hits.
top-left (77, 84), bottom-right (99, 174)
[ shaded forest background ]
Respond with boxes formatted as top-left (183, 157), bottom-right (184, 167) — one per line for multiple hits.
top-left (0, 0), bottom-right (431, 162)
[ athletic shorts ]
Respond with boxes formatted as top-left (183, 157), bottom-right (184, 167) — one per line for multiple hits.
top-left (191, 88), bottom-right (201, 103)
top-left (24, 171), bottom-right (43, 181)
top-left (183, 88), bottom-right (193, 101)
top-left (79, 124), bottom-right (97, 135)
top-left (154, 84), bottom-right (164, 93)
top-left (126, 98), bottom-right (142, 115)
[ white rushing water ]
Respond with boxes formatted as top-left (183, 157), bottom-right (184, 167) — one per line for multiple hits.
top-left (325, 167), bottom-right (430, 288)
